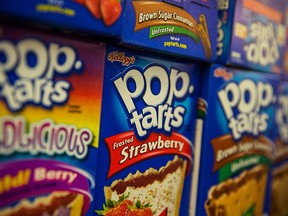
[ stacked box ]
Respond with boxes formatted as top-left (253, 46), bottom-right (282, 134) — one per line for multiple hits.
top-left (270, 79), bottom-right (288, 216)
top-left (121, 0), bottom-right (218, 61)
top-left (283, 5), bottom-right (288, 76)
top-left (217, 0), bottom-right (286, 73)
top-left (284, 29), bottom-right (288, 75)
top-left (0, 0), bottom-right (124, 38)
top-left (190, 64), bottom-right (279, 216)
top-left (0, 25), bottom-right (105, 215)
top-left (94, 45), bottom-right (200, 216)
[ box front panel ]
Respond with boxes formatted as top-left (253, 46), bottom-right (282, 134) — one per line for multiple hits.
top-left (94, 45), bottom-right (200, 216)
top-left (0, 25), bottom-right (105, 215)
top-left (193, 65), bottom-right (279, 216)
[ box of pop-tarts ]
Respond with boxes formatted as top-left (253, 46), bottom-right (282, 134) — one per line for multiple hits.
top-left (283, 5), bottom-right (288, 76)
top-left (284, 29), bottom-right (288, 76)
top-left (94, 45), bottom-right (199, 216)
top-left (121, 0), bottom-right (217, 61)
top-left (270, 79), bottom-right (288, 216)
top-left (217, 0), bottom-right (286, 73)
top-left (0, 25), bottom-right (105, 215)
top-left (190, 64), bottom-right (279, 216)
top-left (0, 0), bottom-right (124, 38)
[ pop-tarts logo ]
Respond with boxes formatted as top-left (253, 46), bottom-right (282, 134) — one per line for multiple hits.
top-left (276, 95), bottom-right (288, 143)
top-left (218, 79), bottom-right (276, 140)
top-left (0, 38), bottom-right (83, 112)
top-left (113, 65), bottom-right (195, 138)
top-left (244, 22), bottom-right (279, 66)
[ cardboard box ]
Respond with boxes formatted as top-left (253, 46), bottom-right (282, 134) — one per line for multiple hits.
top-left (0, 24), bottom-right (105, 215)
top-left (270, 79), bottom-right (288, 216)
top-left (283, 5), bottom-right (288, 76)
top-left (94, 45), bottom-right (200, 216)
top-left (0, 0), bottom-right (124, 38)
top-left (190, 64), bottom-right (279, 216)
top-left (217, 0), bottom-right (286, 73)
top-left (121, 0), bottom-right (218, 61)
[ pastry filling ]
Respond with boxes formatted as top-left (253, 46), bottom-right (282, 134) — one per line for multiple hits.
top-left (0, 192), bottom-right (84, 216)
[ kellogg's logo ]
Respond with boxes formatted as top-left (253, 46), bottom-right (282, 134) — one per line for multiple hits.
top-left (113, 65), bottom-right (195, 138)
top-left (218, 79), bottom-right (276, 140)
top-left (108, 51), bottom-right (135, 66)
top-left (0, 38), bottom-right (83, 112)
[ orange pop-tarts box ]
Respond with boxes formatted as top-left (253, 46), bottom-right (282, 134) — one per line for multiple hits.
top-left (0, 25), bottom-right (105, 215)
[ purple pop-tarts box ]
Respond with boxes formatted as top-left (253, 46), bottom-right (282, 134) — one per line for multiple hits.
top-left (0, 24), bottom-right (105, 215)
top-left (270, 78), bottom-right (288, 216)
top-left (93, 45), bottom-right (200, 216)
top-left (190, 64), bottom-right (279, 216)
top-left (0, 0), bottom-right (124, 38)
top-left (121, 0), bottom-right (217, 61)
top-left (217, 0), bottom-right (286, 73)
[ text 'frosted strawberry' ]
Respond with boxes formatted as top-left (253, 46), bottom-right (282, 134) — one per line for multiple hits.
top-left (0, 38), bottom-right (83, 111)
top-left (113, 65), bottom-right (195, 138)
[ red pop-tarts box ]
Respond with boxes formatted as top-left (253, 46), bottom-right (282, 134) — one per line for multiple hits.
top-left (121, 0), bottom-right (217, 61)
top-left (0, 0), bottom-right (124, 38)
top-left (217, 0), bottom-right (286, 73)
top-left (94, 45), bottom-right (200, 216)
top-left (0, 24), bottom-right (105, 215)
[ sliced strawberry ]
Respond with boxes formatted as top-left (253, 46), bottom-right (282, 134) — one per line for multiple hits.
top-left (128, 208), bottom-right (153, 216)
top-left (105, 200), bottom-right (132, 216)
top-left (127, 200), bottom-right (153, 216)
top-left (73, 0), bottom-right (85, 4)
top-left (85, 0), bottom-right (101, 19)
top-left (95, 194), bottom-right (132, 216)
top-left (100, 0), bottom-right (122, 26)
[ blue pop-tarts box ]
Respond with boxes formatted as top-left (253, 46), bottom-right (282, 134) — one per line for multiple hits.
top-left (217, 0), bottom-right (286, 73)
top-left (283, 5), bottom-right (288, 76)
top-left (121, 0), bottom-right (217, 61)
top-left (0, 0), bottom-right (124, 38)
top-left (190, 64), bottom-right (279, 216)
top-left (94, 45), bottom-right (200, 216)
top-left (270, 78), bottom-right (288, 216)
top-left (284, 30), bottom-right (288, 76)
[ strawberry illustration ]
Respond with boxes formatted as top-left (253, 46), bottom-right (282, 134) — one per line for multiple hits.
top-left (105, 200), bottom-right (132, 216)
top-left (127, 200), bottom-right (153, 216)
top-left (128, 208), bottom-right (153, 216)
top-left (73, 0), bottom-right (85, 4)
top-left (85, 0), bottom-right (102, 19)
top-left (100, 0), bottom-right (122, 26)
top-left (95, 194), bottom-right (133, 216)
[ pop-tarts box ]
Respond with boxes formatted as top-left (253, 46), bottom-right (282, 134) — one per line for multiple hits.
top-left (0, 0), bottom-right (124, 38)
top-left (270, 79), bottom-right (288, 216)
top-left (283, 5), bottom-right (288, 76)
top-left (0, 25), bottom-right (105, 215)
top-left (121, 0), bottom-right (217, 61)
top-left (94, 45), bottom-right (199, 216)
top-left (190, 64), bottom-right (279, 216)
top-left (284, 29), bottom-right (288, 76)
top-left (217, 0), bottom-right (286, 73)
